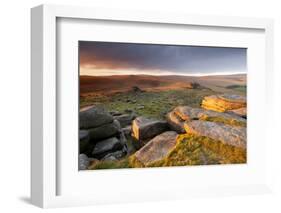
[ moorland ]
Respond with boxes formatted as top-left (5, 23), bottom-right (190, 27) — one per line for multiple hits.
top-left (79, 74), bottom-right (247, 170)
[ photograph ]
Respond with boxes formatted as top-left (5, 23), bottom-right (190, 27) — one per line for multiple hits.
top-left (25, 2), bottom-right (277, 210)
top-left (78, 41), bottom-right (247, 170)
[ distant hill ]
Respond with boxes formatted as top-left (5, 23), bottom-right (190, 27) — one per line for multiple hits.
top-left (80, 74), bottom-right (246, 95)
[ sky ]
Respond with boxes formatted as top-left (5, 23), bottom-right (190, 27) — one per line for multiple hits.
top-left (79, 41), bottom-right (247, 76)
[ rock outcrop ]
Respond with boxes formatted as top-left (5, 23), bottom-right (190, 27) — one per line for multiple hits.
top-left (92, 137), bottom-right (123, 159)
top-left (201, 94), bottom-right (246, 112)
top-left (79, 106), bottom-right (128, 159)
top-left (166, 111), bottom-right (185, 133)
top-left (113, 112), bottom-right (136, 127)
top-left (184, 120), bottom-right (246, 149)
top-left (80, 93), bottom-right (247, 169)
top-left (87, 120), bottom-right (120, 142)
top-left (134, 131), bottom-right (178, 166)
top-left (167, 105), bottom-right (246, 133)
top-left (190, 82), bottom-right (202, 89)
top-left (132, 116), bottom-right (168, 141)
top-left (132, 86), bottom-right (144, 93)
top-left (174, 106), bottom-right (203, 121)
top-left (80, 106), bottom-right (113, 129)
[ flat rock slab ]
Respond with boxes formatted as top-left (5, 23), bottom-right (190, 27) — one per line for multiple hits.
top-left (227, 107), bottom-right (247, 118)
top-left (184, 120), bottom-right (246, 149)
top-left (167, 106), bottom-right (246, 133)
top-left (176, 106), bottom-right (245, 122)
top-left (92, 137), bottom-right (123, 159)
top-left (132, 116), bottom-right (168, 141)
top-left (135, 131), bottom-right (178, 166)
top-left (174, 106), bottom-right (202, 121)
top-left (88, 120), bottom-right (121, 142)
top-left (201, 94), bottom-right (246, 112)
top-left (80, 106), bottom-right (113, 129)
top-left (197, 108), bottom-right (246, 125)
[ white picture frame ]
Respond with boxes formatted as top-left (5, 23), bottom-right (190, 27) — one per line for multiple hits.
top-left (31, 4), bottom-right (274, 208)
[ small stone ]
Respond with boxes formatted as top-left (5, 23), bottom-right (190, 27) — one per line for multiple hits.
top-left (136, 105), bottom-right (145, 110)
top-left (102, 150), bottom-right (125, 161)
top-left (79, 154), bottom-right (90, 170)
top-left (124, 109), bottom-right (133, 113)
top-left (122, 126), bottom-right (132, 137)
top-left (110, 111), bottom-right (122, 116)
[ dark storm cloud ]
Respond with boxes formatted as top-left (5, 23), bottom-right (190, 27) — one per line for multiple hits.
top-left (79, 41), bottom-right (247, 74)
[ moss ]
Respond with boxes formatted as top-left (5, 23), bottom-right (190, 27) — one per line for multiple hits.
top-left (136, 134), bottom-right (246, 168)
top-left (128, 155), bottom-right (145, 168)
top-left (88, 157), bottom-right (132, 170)
top-left (199, 136), bottom-right (246, 164)
top-left (88, 133), bottom-right (246, 170)
top-left (176, 134), bottom-right (246, 164)
top-left (199, 116), bottom-right (246, 127)
top-left (146, 134), bottom-right (221, 167)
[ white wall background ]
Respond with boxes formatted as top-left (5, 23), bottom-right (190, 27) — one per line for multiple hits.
top-left (0, 0), bottom-right (280, 212)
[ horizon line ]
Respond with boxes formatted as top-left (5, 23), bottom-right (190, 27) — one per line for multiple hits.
top-left (80, 71), bottom-right (247, 77)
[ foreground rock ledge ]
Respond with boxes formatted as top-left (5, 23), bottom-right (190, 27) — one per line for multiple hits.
top-left (135, 131), bottom-right (178, 166)
top-left (184, 120), bottom-right (246, 149)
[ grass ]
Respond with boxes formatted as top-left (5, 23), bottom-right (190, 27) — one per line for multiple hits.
top-left (80, 88), bottom-right (216, 119)
top-left (82, 87), bottom-right (246, 170)
top-left (226, 85), bottom-right (247, 93)
top-left (88, 157), bottom-right (132, 170)
top-left (88, 133), bottom-right (246, 169)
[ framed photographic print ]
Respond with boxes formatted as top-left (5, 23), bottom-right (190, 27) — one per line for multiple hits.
top-left (31, 4), bottom-right (274, 208)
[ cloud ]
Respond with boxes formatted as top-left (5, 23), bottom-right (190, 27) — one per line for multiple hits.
top-left (79, 41), bottom-right (247, 74)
